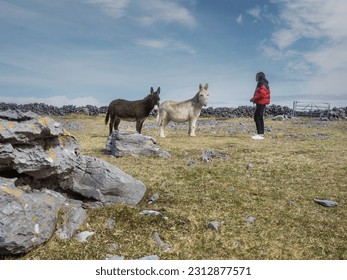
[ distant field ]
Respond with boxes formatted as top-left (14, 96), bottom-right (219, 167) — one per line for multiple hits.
top-left (24, 115), bottom-right (346, 260)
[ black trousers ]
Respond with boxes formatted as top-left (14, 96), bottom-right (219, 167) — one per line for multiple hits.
top-left (254, 104), bottom-right (266, 135)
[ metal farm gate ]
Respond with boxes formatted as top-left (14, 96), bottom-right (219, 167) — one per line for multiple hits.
top-left (292, 101), bottom-right (330, 118)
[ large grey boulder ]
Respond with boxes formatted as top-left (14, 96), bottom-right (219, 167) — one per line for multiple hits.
top-left (0, 110), bottom-right (146, 206)
top-left (0, 110), bottom-right (79, 179)
top-left (71, 155), bottom-right (146, 206)
top-left (105, 130), bottom-right (170, 158)
top-left (0, 177), bottom-right (66, 255)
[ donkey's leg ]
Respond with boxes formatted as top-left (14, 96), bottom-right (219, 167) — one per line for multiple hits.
top-left (136, 119), bottom-right (145, 134)
top-left (109, 114), bottom-right (115, 136)
top-left (114, 118), bottom-right (121, 131)
top-left (189, 118), bottom-right (197, 136)
top-left (159, 114), bottom-right (169, 138)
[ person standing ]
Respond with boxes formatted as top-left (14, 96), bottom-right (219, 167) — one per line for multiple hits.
top-left (250, 72), bottom-right (270, 140)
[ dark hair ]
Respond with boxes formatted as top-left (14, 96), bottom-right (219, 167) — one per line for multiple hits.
top-left (256, 72), bottom-right (266, 82)
top-left (256, 72), bottom-right (269, 89)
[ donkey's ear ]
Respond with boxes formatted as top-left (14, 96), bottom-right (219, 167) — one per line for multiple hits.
top-left (204, 83), bottom-right (208, 90)
top-left (150, 87), bottom-right (154, 94)
top-left (157, 87), bottom-right (160, 94)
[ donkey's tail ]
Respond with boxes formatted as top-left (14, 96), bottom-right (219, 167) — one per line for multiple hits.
top-left (105, 111), bottom-right (110, 125)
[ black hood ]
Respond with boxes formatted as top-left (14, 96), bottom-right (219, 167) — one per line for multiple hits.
top-left (256, 72), bottom-right (269, 89)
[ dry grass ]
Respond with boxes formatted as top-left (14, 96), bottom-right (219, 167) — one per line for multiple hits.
top-left (22, 114), bottom-right (347, 260)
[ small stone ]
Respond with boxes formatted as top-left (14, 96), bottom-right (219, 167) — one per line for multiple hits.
top-left (108, 243), bottom-right (119, 251)
top-left (314, 199), bottom-right (338, 207)
top-left (138, 255), bottom-right (160, 260)
top-left (153, 232), bottom-right (171, 252)
top-left (272, 115), bottom-right (285, 121)
top-left (208, 220), bottom-right (220, 231)
top-left (246, 215), bottom-right (255, 224)
top-left (106, 219), bottom-right (116, 229)
top-left (75, 231), bottom-right (95, 242)
top-left (148, 193), bottom-right (159, 204)
top-left (246, 163), bottom-right (253, 169)
top-left (140, 210), bottom-right (161, 216)
top-left (158, 150), bottom-right (171, 159)
top-left (107, 255), bottom-right (125, 260)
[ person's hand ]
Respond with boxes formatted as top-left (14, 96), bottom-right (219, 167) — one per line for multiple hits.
top-left (250, 98), bottom-right (254, 103)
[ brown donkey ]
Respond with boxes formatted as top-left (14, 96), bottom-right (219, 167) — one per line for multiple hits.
top-left (105, 87), bottom-right (160, 135)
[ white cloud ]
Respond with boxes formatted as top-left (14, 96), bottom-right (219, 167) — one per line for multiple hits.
top-left (247, 6), bottom-right (262, 21)
top-left (304, 42), bottom-right (347, 73)
top-left (263, 0), bottom-right (347, 102)
top-left (0, 95), bottom-right (102, 107)
top-left (236, 14), bottom-right (243, 25)
top-left (271, 0), bottom-right (347, 49)
top-left (88, 0), bottom-right (130, 19)
top-left (271, 29), bottom-right (299, 50)
top-left (88, 0), bottom-right (196, 28)
top-left (137, 0), bottom-right (196, 28)
top-left (135, 38), bottom-right (195, 54)
top-left (260, 39), bottom-right (299, 61)
top-left (135, 39), bottom-right (167, 49)
top-left (0, 1), bottom-right (37, 20)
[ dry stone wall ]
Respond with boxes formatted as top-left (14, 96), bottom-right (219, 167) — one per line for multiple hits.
top-left (1, 102), bottom-right (346, 119)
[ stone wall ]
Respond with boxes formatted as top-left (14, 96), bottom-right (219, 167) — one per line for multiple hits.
top-left (0, 102), bottom-right (346, 119)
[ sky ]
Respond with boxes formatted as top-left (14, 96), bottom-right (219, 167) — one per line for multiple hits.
top-left (1, 0), bottom-right (347, 108)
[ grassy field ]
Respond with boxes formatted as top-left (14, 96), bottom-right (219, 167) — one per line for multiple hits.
top-left (23, 114), bottom-right (346, 260)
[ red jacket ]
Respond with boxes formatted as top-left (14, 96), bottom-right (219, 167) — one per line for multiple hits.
top-left (253, 85), bottom-right (270, 105)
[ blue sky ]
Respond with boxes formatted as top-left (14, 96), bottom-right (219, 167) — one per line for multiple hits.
top-left (1, 0), bottom-right (346, 108)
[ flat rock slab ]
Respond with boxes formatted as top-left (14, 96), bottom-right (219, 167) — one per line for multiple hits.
top-left (105, 130), bottom-right (170, 158)
top-left (71, 155), bottom-right (146, 206)
top-left (314, 199), bottom-right (338, 207)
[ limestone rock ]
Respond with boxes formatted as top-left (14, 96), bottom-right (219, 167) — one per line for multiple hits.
top-left (71, 155), bottom-right (146, 206)
top-left (75, 231), bottom-right (95, 242)
top-left (246, 215), bottom-right (255, 224)
top-left (0, 110), bottom-right (148, 256)
top-left (0, 110), bottom-right (80, 179)
top-left (314, 199), bottom-right (338, 207)
top-left (138, 255), bottom-right (160, 260)
top-left (0, 177), bottom-right (66, 255)
top-left (55, 200), bottom-right (87, 240)
top-left (0, 111), bottom-right (146, 255)
top-left (153, 232), bottom-right (171, 252)
top-left (105, 130), bottom-right (170, 158)
top-left (208, 220), bottom-right (220, 231)
top-left (202, 150), bottom-right (229, 162)
top-left (0, 110), bottom-right (146, 206)
top-left (140, 210), bottom-right (161, 216)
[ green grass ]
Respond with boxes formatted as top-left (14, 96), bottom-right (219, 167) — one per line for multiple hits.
top-left (22, 115), bottom-right (347, 260)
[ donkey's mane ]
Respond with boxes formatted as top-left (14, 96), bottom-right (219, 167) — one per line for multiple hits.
top-left (173, 91), bottom-right (200, 106)
top-left (143, 92), bottom-right (159, 102)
